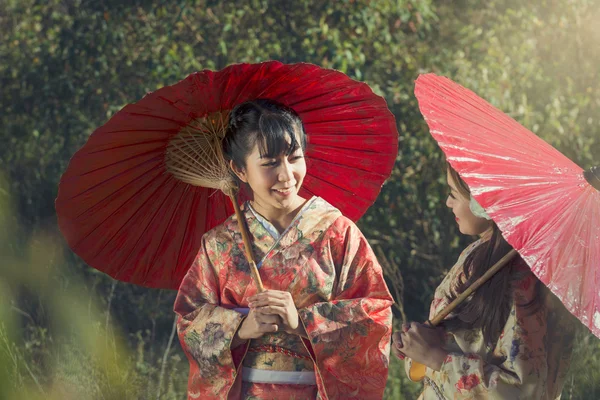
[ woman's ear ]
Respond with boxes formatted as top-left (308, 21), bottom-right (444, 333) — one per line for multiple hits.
top-left (229, 160), bottom-right (247, 183)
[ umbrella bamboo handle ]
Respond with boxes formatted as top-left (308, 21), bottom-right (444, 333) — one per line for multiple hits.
top-left (407, 248), bottom-right (518, 381)
top-left (228, 194), bottom-right (265, 293)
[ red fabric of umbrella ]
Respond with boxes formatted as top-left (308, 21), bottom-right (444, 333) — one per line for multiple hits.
top-left (415, 73), bottom-right (600, 338)
top-left (56, 61), bottom-right (398, 290)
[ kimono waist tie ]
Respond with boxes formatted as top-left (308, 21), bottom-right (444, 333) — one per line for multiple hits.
top-left (235, 307), bottom-right (317, 385)
top-left (241, 368), bottom-right (317, 385)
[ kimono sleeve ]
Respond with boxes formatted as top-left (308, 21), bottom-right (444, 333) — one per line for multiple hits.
top-left (435, 273), bottom-right (574, 399)
top-left (173, 235), bottom-right (246, 400)
top-left (297, 217), bottom-right (393, 400)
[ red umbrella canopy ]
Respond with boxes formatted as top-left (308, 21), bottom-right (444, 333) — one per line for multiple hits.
top-left (415, 73), bottom-right (600, 338)
top-left (56, 61), bottom-right (398, 290)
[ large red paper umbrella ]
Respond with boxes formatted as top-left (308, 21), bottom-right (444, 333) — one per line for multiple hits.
top-left (56, 61), bottom-right (398, 290)
top-left (415, 73), bottom-right (600, 338)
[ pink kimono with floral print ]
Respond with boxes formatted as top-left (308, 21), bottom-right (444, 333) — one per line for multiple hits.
top-left (174, 197), bottom-right (393, 400)
top-left (415, 239), bottom-right (575, 400)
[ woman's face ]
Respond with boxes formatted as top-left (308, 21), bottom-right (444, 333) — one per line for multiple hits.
top-left (233, 138), bottom-right (307, 216)
top-left (446, 170), bottom-right (492, 236)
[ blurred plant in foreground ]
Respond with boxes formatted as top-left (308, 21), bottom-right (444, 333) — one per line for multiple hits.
top-left (0, 170), bottom-right (187, 399)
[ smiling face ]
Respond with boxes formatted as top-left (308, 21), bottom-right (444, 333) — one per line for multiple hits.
top-left (231, 135), bottom-right (307, 218)
top-left (223, 99), bottom-right (309, 221)
top-left (446, 168), bottom-right (492, 236)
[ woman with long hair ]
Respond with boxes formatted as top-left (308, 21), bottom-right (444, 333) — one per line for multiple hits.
top-left (174, 99), bottom-right (393, 400)
top-left (392, 164), bottom-right (575, 399)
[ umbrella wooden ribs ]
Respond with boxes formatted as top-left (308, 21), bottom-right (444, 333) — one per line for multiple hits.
top-left (165, 112), bottom-right (265, 292)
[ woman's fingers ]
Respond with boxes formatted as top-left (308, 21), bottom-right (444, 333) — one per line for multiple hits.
top-left (258, 322), bottom-right (279, 333)
top-left (391, 345), bottom-right (406, 360)
top-left (254, 305), bottom-right (287, 319)
top-left (247, 290), bottom-right (298, 333)
top-left (249, 290), bottom-right (292, 303)
top-left (401, 331), bottom-right (411, 347)
top-left (392, 331), bottom-right (404, 349)
top-left (412, 323), bottom-right (445, 343)
top-left (249, 297), bottom-right (287, 308)
top-left (254, 312), bottom-right (280, 324)
top-left (249, 290), bottom-right (284, 300)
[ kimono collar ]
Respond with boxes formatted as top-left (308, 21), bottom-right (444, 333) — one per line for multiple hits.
top-left (229, 196), bottom-right (342, 265)
top-left (246, 197), bottom-right (318, 240)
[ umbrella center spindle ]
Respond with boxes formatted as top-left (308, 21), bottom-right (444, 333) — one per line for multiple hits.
top-left (165, 110), bottom-right (235, 193)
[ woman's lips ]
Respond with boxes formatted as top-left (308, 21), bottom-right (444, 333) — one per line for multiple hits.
top-left (273, 187), bottom-right (294, 196)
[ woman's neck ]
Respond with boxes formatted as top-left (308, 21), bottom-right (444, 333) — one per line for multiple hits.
top-left (478, 226), bottom-right (493, 242)
top-left (250, 197), bottom-right (307, 233)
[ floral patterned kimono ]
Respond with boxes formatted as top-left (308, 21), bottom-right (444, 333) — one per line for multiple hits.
top-left (174, 196), bottom-right (393, 400)
top-left (413, 239), bottom-right (575, 400)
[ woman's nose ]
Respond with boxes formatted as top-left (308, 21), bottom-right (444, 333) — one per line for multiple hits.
top-left (278, 160), bottom-right (293, 182)
top-left (445, 195), bottom-right (452, 208)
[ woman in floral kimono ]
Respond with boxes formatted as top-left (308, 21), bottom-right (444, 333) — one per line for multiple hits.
top-left (392, 165), bottom-right (575, 399)
top-left (174, 99), bottom-right (393, 400)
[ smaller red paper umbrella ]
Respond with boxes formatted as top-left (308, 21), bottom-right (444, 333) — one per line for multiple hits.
top-left (55, 61), bottom-right (398, 290)
top-left (414, 73), bottom-right (600, 339)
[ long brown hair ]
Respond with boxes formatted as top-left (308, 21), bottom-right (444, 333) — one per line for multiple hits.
top-left (441, 165), bottom-right (543, 346)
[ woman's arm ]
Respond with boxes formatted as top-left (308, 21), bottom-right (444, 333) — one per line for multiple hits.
top-left (296, 218), bottom-right (394, 400)
top-left (173, 235), bottom-right (248, 400)
top-left (430, 274), bottom-right (570, 399)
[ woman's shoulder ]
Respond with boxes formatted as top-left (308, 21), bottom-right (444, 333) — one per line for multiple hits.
top-left (201, 214), bottom-right (238, 245)
top-left (306, 196), bottom-right (343, 218)
top-left (319, 211), bottom-right (362, 238)
top-left (445, 239), bottom-right (484, 276)
top-left (295, 198), bottom-right (372, 248)
top-left (462, 238), bottom-right (484, 257)
top-left (433, 239), bottom-right (486, 298)
top-left (298, 196), bottom-right (345, 229)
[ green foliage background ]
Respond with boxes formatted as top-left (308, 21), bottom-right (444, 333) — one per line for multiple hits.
top-left (1, 0), bottom-right (599, 398)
